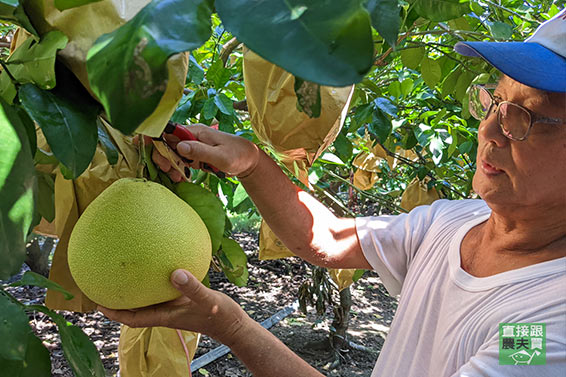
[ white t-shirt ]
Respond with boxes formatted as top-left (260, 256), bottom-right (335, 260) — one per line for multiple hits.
top-left (356, 199), bottom-right (566, 377)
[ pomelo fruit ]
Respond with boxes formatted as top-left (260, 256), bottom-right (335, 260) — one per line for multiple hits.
top-left (68, 178), bottom-right (212, 309)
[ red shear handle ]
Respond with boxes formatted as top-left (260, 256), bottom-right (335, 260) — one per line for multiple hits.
top-left (165, 122), bottom-right (198, 141)
top-left (165, 122), bottom-right (226, 179)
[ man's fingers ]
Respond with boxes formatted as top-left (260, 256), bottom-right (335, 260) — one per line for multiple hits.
top-left (171, 269), bottom-right (210, 302)
top-left (152, 147), bottom-right (172, 172)
top-left (183, 124), bottom-right (227, 145)
top-left (98, 305), bottom-right (165, 328)
top-left (169, 169), bottom-right (183, 182)
top-left (176, 141), bottom-right (228, 171)
top-left (132, 135), bottom-right (153, 147)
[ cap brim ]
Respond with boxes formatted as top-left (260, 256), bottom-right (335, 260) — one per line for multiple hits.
top-left (455, 41), bottom-right (566, 93)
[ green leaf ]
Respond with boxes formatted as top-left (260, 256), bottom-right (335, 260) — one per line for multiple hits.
top-left (365, 0), bottom-right (401, 48)
top-left (0, 69), bottom-right (17, 104)
top-left (17, 107), bottom-right (36, 158)
top-left (400, 78), bottom-right (414, 97)
top-left (352, 269), bottom-right (365, 282)
top-left (86, 0), bottom-right (214, 134)
top-left (232, 183), bottom-right (248, 208)
top-left (171, 92), bottom-right (194, 124)
top-left (470, 1), bottom-right (484, 16)
top-left (373, 97), bottom-right (397, 117)
top-left (454, 71), bottom-right (475, 103)
top-left (458, 140), bottom-right (473, 154)
top-left (143, 144), bottom-right (158, 180)
top-left (333, 133), bottom-right (353, 163)
top-left (400, 47), bottom-right (424, 70)
top-left (421, 57), bottom-right (442, 89)
top-left (429, 136), bottom-right (444, 164)
top-left (411, 0), bottom-right (469, 22)
top-left (19, 64), bottom-right (99, 179)
top-left (0, 1), bottom-right (38, 36)
top-left (216, 0), bottom-right (373, 86)
top-left (294, 77), bottom-right (321, 118)
top-left (188, 54), bottom-right (205, 85)
top-left (54, 0), bottom-right (103, 11)
top-left (0, 331), bottom-right (52, 377)
top-left (0, 293), bottom-right (30, 360)
top-left (34, 148), bottom-right (58, 166)
top-left (387, 80), bottom-right (401, 98)
top-left (3, 31), bottom-right (68, 89)
top-left (207, 59), bottom-right (232, 89)
top-left (441, 66), bottom-right (461, 98)
top-left (487, 21), bottom-right (513, 40)
top-left (369, 109), bottom-right (392, 143)
top-left (96, 119), bottom-right (119, 165)
top-left (55, 319), bottom-right (105, 377)
top-left (219, 237), bottom-right (248, 286)
top-left (0, 100), bottom-right (36, 280)
top-left (36, 171), bottom-right (55, 222)
top-left (202, 97), bottom-right (218, 120)
top-left (176, 182), bottom-right (226, 252)
top-left (11, 271), bottom-right (74, 300)
top-left (217, 112), bottom-right (235, 134)
top-left (214, 93), bottom-right (234, 116)
top-left (59, 163), bottom-right (74, 180)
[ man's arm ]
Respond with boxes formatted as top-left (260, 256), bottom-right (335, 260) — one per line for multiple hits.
top-left (159, 125), bottom-right (371, 270)
top-left (239, 149), bottom-right (371, 269)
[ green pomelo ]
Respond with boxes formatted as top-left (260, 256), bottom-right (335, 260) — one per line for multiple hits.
top-left (68, 178), bottom-right (212, 309)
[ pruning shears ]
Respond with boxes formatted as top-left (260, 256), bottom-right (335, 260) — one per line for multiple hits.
top-left (151, 122), bottom-right (226, 181)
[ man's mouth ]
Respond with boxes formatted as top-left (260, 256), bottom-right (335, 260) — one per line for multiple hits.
top-left (480, 159), bottom-right (505, 175)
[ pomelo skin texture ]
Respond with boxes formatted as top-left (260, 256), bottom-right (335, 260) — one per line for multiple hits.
top-left (68, 178), bottom-right (212, 309)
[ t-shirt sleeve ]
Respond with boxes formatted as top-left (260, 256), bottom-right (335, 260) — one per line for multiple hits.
top-left (355, 200), bottom-right (450, 296)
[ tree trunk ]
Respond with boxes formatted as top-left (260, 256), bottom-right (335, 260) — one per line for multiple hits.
top-left (25, 237), bottom-right (54, 277)
top-left (330, 286), bottom-right (352, 351)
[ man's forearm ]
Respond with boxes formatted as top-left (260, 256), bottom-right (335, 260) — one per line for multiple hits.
top-left (225, 316), bottom-right (324, 377)
top-left (239, 150), bottom-right (369, 269)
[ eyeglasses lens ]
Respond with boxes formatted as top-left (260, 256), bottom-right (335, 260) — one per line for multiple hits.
top-left (498, 102), bottom-right (531, 140)
top-left (470, 86), bottom-right (492, 120)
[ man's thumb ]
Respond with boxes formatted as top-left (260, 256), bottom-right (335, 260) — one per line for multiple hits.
top-left (172, 269), bottom-right (190, 285)
top-left (177, 142), bottom-right (191, 155)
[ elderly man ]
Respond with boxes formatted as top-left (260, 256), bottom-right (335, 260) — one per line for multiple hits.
top-left (101, 10), bottom-right (566, 377)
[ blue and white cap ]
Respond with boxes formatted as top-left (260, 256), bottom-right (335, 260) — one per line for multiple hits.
top-left (455, 9), bottom-right (566, 92)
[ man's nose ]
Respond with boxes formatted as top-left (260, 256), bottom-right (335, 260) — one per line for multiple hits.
top-left (478, 110), bottom-right (508, 147)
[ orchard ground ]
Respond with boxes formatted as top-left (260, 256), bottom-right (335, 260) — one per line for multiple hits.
top-left (4, 232), bottom-right (398, 377)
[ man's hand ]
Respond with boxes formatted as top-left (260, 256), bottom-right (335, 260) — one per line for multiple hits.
top-left (98, 269), bottom-right (249, 346)
top-left (139, 124), bottom-right (260, 182)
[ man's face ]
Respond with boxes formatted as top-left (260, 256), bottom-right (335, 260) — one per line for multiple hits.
top-left (472, 76), bottom-right (566, 211)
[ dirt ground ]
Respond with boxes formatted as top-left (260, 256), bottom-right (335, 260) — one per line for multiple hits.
top-left (3, 232), bottom-right (398, 376)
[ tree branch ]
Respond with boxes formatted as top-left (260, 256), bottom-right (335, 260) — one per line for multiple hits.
top-left (220, 37), bottom-right (242, 67)
top-left (233, 99), bottom-right (248, 111)
top-left (483, 0), bottom-right (540, 24)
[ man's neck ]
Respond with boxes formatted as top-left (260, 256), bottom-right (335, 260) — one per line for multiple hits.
top-left (460, 208), bottom-right (566, 277)
top-left (482, 211), bottom-right (566, 255)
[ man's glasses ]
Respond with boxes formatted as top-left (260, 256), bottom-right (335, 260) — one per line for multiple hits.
top-left (469, 84), bottom-right (566, 141)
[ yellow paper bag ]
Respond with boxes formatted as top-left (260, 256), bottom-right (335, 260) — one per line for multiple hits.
top-left (400, 177), bottom-right (441, 212)
top-left (119, 326), bottom-right (199, 377)
top-left (329, 269), bottom-right (357, 291)
top-left (258, 221), bottom-right (295, 260)
top-left (243, 48), bottom-right (353, 164)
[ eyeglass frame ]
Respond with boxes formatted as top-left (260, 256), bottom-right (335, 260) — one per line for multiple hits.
top-left (469, 84), bottom-right (566, 141)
